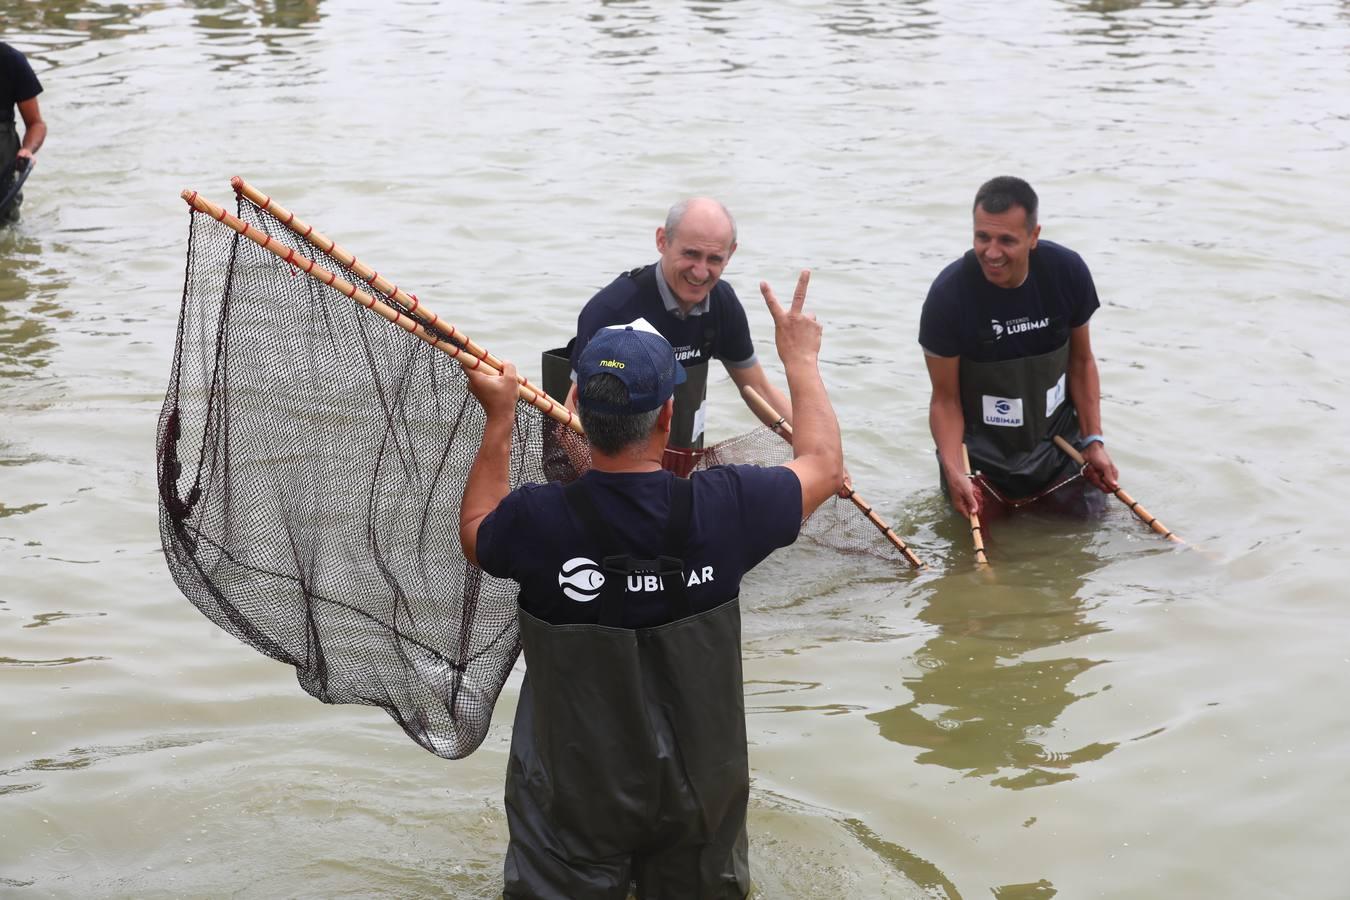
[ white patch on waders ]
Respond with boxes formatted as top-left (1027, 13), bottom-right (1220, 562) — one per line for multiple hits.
top-left (1045, 373), bottom-right (1066, 417)
top-left (982, 395), bottom-right (1024, 427)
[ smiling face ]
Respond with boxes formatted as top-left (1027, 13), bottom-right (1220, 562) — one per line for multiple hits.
top-left (973, 203), bottom-right (1041, 289)
top-left (656, 200), bottom-right (737, 309)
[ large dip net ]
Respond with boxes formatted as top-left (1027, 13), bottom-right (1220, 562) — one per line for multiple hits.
top-left (156, 181), bottom-right (918, 760)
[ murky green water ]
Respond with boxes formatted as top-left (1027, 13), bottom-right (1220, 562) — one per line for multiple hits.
top-left (4, 1), bottom-right (1350, 896)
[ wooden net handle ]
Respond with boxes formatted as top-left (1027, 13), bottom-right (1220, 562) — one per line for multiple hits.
top-left (961, 444), bottom-right (991, 567)
top-left (228, 177), bottom-right (576, 428)
top-left (1053, 436), bottom-right (1183, 543)
top-left (741, 385), bottom-right (923, 568)
top-left (180, 188), bottom-right (582, 434)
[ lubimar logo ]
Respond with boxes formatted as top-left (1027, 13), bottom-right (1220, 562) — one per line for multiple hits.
top-left (990, 316), bottom-right (1049, 340)
top-left (557, 557), bottom-right (715, 602)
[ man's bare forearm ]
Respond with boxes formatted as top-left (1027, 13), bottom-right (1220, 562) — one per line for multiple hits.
top-left (1069, 354), bottom-right (1103, 437)
top-left (784, 358), bottom-right (835, 461)
top-left (929, 395), bottom-right (967, 484)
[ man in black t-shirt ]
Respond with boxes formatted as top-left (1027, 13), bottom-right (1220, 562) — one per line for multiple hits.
top-left (544, 198), bottom-right (794, 474)
top-left (1, 42), bottom-right (47, 222)
top-left (919, 176), bottom-right (1118, 517)
top-left (461, 272), bottom-right (843, 898)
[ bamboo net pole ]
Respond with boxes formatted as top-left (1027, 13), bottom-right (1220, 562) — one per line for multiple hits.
top-left (181, 189), bottom-right (583, 435)
top-left (740, 385), bottom-right (923, 568)
top-left (229, 177), bottom-right (568, 413)
top-left (1053, 436), bottom-right (1183, 543)
top-left (961, 444), bottom-right (991, 567)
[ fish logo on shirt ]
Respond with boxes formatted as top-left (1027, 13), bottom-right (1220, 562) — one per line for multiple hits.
top-left (558, 557), bottom-right (605, 602)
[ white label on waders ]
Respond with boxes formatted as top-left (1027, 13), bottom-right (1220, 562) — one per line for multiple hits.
top-left (982, 395), bottom-right (1024, 427)
top-left (1046, 374), bottom-right (1066, 417)
top-left (691, 401), bottom-right (707, 443)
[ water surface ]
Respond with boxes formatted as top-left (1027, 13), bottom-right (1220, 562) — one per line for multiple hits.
top-left (3, 1), bottom-right (1349, 896)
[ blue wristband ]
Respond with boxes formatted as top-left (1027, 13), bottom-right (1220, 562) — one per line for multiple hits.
top-left (1079, 434), bottom-right (1104, 449)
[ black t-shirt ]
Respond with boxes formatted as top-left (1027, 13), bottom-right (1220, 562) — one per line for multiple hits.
top-left (571, 264), bottom-right (757, 373)
top-left (476, 465), bottom-right (802, 628)
top-left (918, 240), bottom-right (1099, 363)
top-left (1, 43), bottom-right (43, 126)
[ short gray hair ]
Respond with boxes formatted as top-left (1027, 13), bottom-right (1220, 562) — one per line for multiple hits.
top-left (665, 198), bottom-right (737, 246)
top-left (578, 373), bottom-right (661, 455)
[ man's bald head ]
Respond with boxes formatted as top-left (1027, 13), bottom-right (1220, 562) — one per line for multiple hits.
top-left (655, 197), bottom-right (739, 310)
top-left (665, 197), bottom-right (737, 247)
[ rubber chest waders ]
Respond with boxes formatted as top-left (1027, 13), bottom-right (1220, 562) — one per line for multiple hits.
top-left (0, 120), bottom-right (21, 221)
top-left (503, 477), bottom-right (751, 899)
top-left (958, 254), bottom-right (1082, 499)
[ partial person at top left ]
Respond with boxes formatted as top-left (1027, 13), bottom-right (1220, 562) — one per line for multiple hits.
top-left (1, 41), bottom-right (47, 223)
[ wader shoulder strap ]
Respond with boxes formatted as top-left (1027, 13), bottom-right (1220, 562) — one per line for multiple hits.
top-left (625, 264), bottom-right (656, 285)
top-left (701, 308), bottom-right (718, 360)
top-left (562, 477), bottom-right (694, 626)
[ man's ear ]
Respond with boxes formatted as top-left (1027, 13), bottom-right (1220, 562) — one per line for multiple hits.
top-left (656, 397), bottom-right (675, 434)
top-left (656, 226), bottom-right (668, 253)
top-left (1029, 224), bottom-right (1041, 249)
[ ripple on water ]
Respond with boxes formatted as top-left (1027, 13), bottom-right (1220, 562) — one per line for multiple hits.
top-left (0, 655), bottom-right (109, 668)
top-left (0, 734), bottom-right (210, 778)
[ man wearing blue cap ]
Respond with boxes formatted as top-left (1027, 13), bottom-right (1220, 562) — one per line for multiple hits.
top-left (461, 271), bottom-right (843, 899)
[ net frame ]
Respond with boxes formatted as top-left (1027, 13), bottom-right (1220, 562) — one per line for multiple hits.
top-left (157, 184), bottom-right (918, 760)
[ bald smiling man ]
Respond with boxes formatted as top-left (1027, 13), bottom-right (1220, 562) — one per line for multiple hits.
top-left (544, 198), bottom-right (793, 475)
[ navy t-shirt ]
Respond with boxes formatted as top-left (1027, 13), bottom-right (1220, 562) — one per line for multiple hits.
top-left (918, 240), bottom-right (1099, 363)
top-left (476, 464), bottom-right (802, 628)
top-left (570, 264), bottom-right (756, 373)
top-left (1, 43), bottom-right (43, 126)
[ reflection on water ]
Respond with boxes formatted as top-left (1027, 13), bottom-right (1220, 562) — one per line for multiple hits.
top-left (0, 0), bottom-right (327, 36)
top-left (258, 0), bottom-right (323, 30)
top-left (0, 501), bottom-right (47, 518)
top-left (1061, 0), bottom-right (1218, 51)
top-left (0, 0), bottom-right (161, 59)
top-left (869, 530), bottom-right (1118, 790)
top-left (23, 610), bottom-right (106, 628)
top-left (0, 0), bottom-right (326, 76)
top-left (749, 787), bottom-right (959, 898)
top-left (181, 0), bottom-right (326, 75)
top-left (840, 817), bottom-right (962, 899)
top-left (0, 230), bottom-right (66, 380)
top-left (684, 0), bottom-right (739, 36)
top-left (820, 0), bottom-right (937, 41)
top-left (991, 879), bottom-right (1057, 899)
top-left (186, 0), bottom-right (324, 33)
top-left (0, 655), bottom-right (110, 667)
top-left (0, 735), bottom-right (205, 777)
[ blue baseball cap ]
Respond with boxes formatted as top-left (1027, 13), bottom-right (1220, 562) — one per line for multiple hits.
top-left (576, 326), bottom-right (687, 414)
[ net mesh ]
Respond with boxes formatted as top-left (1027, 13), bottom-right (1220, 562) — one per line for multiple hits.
top-left (157, 194), bottom-right (907, 760)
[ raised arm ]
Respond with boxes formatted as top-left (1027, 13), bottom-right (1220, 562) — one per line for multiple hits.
top-left (761, 271), bottom-right (844, 516)
top-left (924, 351), bottom-right (980, 517)
top-left (459, 361), bottom-right (520, 567)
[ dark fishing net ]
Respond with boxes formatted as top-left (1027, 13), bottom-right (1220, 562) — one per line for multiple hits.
top-left (156, 194), bottom-right (908, 761)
